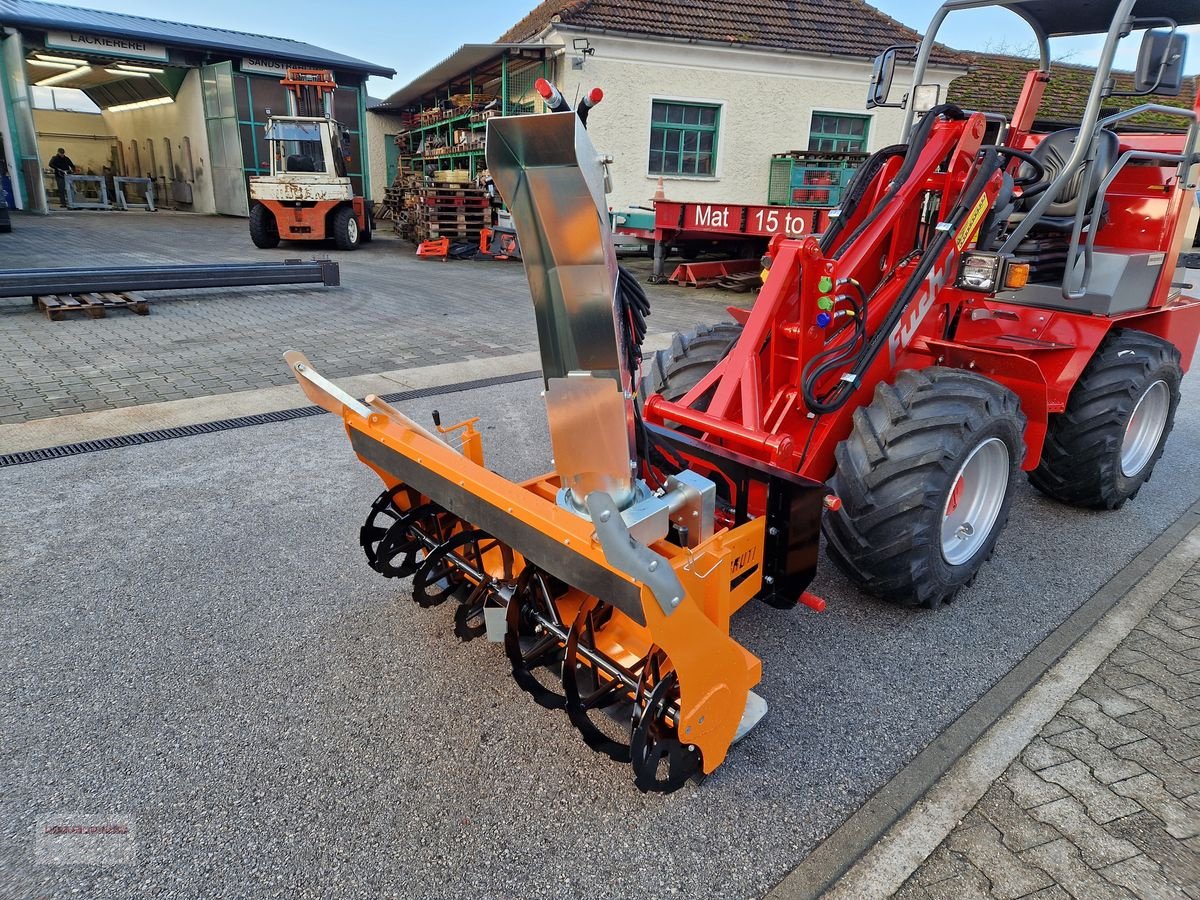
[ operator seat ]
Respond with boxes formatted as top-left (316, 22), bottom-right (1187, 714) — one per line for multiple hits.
top-left (286, 154), bottom-right (316, 173)
top-left (1008, 128), bottom-right (1119, 281)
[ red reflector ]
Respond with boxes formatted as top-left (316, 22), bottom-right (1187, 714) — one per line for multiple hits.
top-left (823, 494), bottom-right (842, 511)
top-left (534, 78), bottom-right (553, 99)
top-left (799, 592), bottom-right (826, 612)
top-left (588, 87), bottom-right (604, 104)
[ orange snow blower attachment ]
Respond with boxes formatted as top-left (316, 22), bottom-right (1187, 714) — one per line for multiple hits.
top-left (287, 99), bottom-right (828, 791)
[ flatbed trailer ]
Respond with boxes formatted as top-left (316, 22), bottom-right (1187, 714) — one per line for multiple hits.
top-left (615, 199), bottom-right (832, 282)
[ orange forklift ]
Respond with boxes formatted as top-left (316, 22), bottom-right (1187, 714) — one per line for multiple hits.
top-left (248, 69), bottom-right (373, 250)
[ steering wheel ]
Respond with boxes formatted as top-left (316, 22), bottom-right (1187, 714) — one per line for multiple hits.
top-left (992, 146), bottom-right (1048, 196)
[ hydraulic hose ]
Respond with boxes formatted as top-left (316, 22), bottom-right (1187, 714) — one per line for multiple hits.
top-left (801, 146), bottom-right (1003, 414)
top-left (822, 104), bottom-right (968, 259)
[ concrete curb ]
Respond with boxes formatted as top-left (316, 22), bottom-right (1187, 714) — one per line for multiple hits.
top-left (767, 497), bottom-right (1200, 900)
top-left (0, 332), bottom-right (676, 454)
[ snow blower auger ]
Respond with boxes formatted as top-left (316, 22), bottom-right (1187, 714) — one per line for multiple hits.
top-left (286, 85), bottom-right (829, 792)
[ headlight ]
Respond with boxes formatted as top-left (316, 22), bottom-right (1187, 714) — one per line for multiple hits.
top-left (957, 252), bottom-right (1004, 292)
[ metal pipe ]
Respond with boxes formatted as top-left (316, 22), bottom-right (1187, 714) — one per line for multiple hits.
top-left (0, 260), bottom-right (340, 298)
top-left (1000, 0), bottom-right (1141, 253)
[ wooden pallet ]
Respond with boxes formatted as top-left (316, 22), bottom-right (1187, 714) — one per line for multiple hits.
top-left (35, 291), bottom-right (150, 321)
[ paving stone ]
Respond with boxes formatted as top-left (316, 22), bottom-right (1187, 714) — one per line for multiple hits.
top-left (1027, 798), bottom-right (1139, 868)
top-left (1004, 761), bottom-right (1069, 809)
top-left (1046, 728), bottom-right (1146, 784)
top-left (1114, 739), bottom-right (1200, 799)
top-left (1098, 852), bottom-right (1194, 900)
top-left (1110, 773), bottom-right (1200, 839)
top-left (1023, 737), bottom-right (1074, 772)
top-left (1062, 698), bottom-right (1147, 749)
top-left (978, 784), bottom-right (1061, 852)
top-left (1040, 761), bottom-right (1143, 824)
top-left (1139, 617), bottom-right (1200, 654)
top-left (1021, 888), bottom-right (1071, 900)
top-left (1118, 660), bottom-right (1200, 703)
top-left (1107, 810), bottom-right (1200, 898)
top-left (1095, 662), bottom-right (1148, 691)
top-left (947, 822), bottom-right (1055, 898)
top-left (923, 868), bottom-right (995, 900)
top-left (1118, 681), bottom-right (1200, 734)
top-left (1123, 632), bottom-right (1200, 675)
top-left (1119, 709), bottom-right (1200, 763)
top-left (1152, 605), bottom-right (1200, 634)
top-left (1020, 838), bottom-right (1136, 900)
top-left (893, 878), bottom-right (934, 900)
top-left (1042, 715), bottom-right (1083, 738)
top-left (1080, 678), bottom-right (1148, 718)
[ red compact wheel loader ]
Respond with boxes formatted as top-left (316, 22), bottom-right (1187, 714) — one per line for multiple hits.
top-left (288, 0), bottom-right (1200, 791)
top-left (248, 69), bottom-right (373, 251)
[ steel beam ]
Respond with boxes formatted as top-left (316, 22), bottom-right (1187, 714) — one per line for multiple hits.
top-left (0, 259), bottom-right (340, 298)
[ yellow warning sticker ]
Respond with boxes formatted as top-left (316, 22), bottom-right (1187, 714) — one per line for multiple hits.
top-left (956, 193), bottom-right (990, 249)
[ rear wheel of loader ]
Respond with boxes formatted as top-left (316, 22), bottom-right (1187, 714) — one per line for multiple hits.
top-left (823, 368), bottom-right (1025, 608)
top-left (1030, 329), bottom-right (1182, 510)
top-left (640, 322), bottom-right (745, 406)
top-left (249, 204), bottom-right (279, 249)
top-left (332, 205), bottom-right (361, 250)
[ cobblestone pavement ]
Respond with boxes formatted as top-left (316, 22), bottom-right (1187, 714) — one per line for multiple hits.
top-left (0, 211), bottom-right (742, 425)
top-left (899, 563), bottom-right (1200, 900)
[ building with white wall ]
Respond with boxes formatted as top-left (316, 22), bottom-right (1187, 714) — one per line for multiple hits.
top-left (0, 1), bottom-right (392, 214)
top-left (371, 0), bottom-right (966, 211)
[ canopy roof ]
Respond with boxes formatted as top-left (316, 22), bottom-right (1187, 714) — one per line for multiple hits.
top-left (942, 0), bottom-right (1200, 38)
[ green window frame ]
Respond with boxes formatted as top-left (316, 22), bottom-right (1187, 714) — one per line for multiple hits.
top-left (808, 112), bottom-right (870, 153)
top-left (648, 100), bottom-right (719, 177)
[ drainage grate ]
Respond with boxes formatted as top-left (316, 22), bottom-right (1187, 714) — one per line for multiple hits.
top-left (1, 370), bottom-right (542, 468)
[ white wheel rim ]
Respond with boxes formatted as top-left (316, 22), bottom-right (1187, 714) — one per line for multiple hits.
top-left (941, 437), bottom-right (1010, 566)
top-left (347, 217), bottom-right (358, 243)
top-left (1121, 380), bottom-right (1169, 477)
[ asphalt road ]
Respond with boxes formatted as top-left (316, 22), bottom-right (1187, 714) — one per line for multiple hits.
top-left (2, 353), bottom-right (1198, 899)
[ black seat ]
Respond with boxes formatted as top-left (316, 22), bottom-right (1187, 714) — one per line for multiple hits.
top-left (286, 154), bottom-right (316, 173)
top-left (1012, 127), bottom-right (1120, 232)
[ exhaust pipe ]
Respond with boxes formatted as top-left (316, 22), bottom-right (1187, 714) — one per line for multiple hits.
top-left (486, 109), bottom-right (637, 512)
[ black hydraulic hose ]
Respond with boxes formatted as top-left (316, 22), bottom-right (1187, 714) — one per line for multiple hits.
top-left (817, 144), bottom-right (907, 254)
top-left (823, 104), bottom-right (968, 260)
top-left (801, 147), bottom-right (1003, 414)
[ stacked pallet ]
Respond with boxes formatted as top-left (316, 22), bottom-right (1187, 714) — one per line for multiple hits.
top-left (414, 185), bottom-right (489, 243)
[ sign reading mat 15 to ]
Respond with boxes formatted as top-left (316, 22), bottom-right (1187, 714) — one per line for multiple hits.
top-left (46, 30), bottom-right (168, 62)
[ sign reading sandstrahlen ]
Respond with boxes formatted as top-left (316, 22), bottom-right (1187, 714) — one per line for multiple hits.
top-left (241, 57), bottom-right (306, 78)
top-left (45, 30), bottom-right (168, 62)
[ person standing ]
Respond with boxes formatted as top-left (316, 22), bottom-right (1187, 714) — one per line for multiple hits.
top-left (48, 148), bottom-right (75, 208)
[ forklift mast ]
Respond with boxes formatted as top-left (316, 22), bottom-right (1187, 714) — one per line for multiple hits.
top-left (281, 68), bottom-right (338, 119)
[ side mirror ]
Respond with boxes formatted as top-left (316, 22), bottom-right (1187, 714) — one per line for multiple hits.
top-left (1135, 29), bottom-right (1186, 96)
top-left (867, 48), bottom-right (898, 109)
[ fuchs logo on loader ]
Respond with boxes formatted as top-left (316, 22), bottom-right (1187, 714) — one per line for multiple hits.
top-left (730, 547), bottom-right (759, 578)
top-left (887, 250), bottom-right (956, 365)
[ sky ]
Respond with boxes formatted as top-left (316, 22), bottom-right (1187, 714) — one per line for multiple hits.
top-left (31, 0), bottom-right (1200, 100)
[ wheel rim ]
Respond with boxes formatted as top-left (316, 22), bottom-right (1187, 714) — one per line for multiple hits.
top-left (941, 437), bottom-right (1010, 566)
top-left (347, 217), bottom-right (358, 243)
top-left (1121, 380), bottom-right (1169, 478)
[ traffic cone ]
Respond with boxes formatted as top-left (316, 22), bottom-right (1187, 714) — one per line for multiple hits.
top-left (652, 177), bottom-right (665, 203)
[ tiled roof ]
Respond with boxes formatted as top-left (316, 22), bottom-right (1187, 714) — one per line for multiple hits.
top-left (949, 52), bottom-right (1198, 131)
top-left (0, 0), bottom-right (394, 76)
top-left (499, 0), bottom-right (966, 65)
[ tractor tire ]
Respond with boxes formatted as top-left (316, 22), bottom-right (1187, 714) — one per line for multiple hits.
top-left (823, 368), bottom-right (1026, 608)
top-left (639, 322), bottom-right (744, 406)
top-left (248, 204), bottom-right (279, 249)
top-left (1030, 329), bottom-right (1182, 510)
top-left (331, 205), bottom-right (361, 250)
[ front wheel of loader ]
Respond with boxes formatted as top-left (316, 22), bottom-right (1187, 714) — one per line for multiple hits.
top-left (1029, 329), bottom-right (1182, 510)
top-left (331, 205), bottom-right (361, 251)
top-left (639, 321), bottom-right (744, 406)
top-left (823, 368), bottom-right (1026, 608)
top-left (249, 204), bottom-right (279, 249)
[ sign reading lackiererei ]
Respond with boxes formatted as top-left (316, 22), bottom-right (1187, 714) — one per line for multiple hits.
top-left (45, 30), bottom-right (169, 62)
top-left (240, 57), bottom-right (304, 77)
